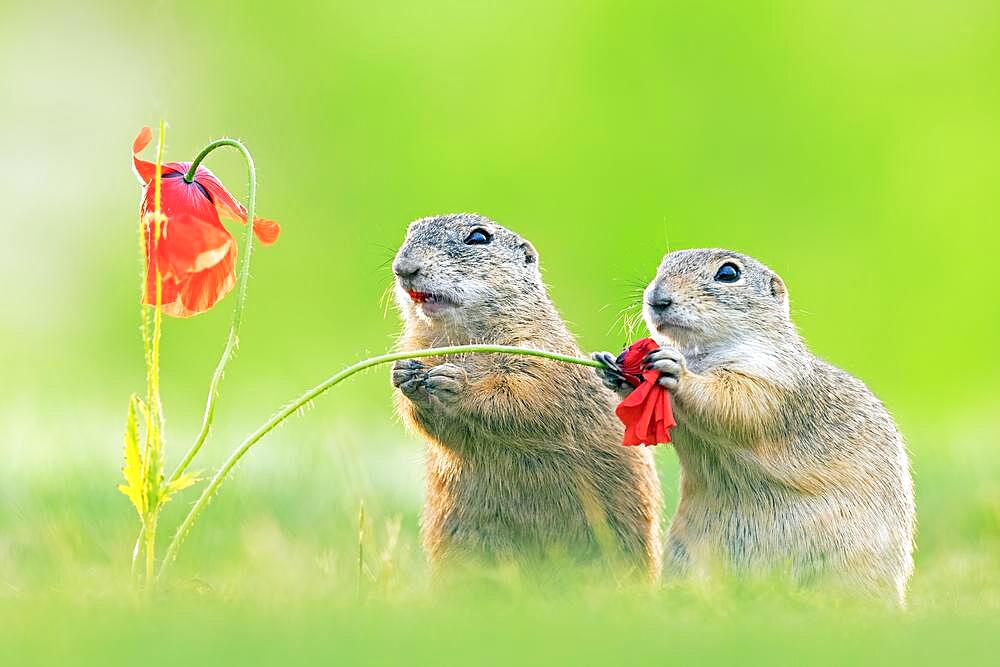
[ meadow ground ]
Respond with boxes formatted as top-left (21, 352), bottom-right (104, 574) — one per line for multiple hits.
top-left (2, 404), bottom-right (997, 665)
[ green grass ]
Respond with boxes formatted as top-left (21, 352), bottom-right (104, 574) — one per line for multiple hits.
top-left (2, 409), bottom-right (998, 664)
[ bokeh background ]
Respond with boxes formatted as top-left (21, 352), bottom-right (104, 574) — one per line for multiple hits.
top-left (1, 0), bottom-right (998, 663)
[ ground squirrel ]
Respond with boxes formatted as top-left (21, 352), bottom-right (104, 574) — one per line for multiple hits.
top-left (596, 249), bottom-right (915, 604)
top-left (390, 213), bottom-right (662, 579)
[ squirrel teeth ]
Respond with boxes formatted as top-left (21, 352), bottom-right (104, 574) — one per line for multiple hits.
top-left (407, 290), bottom-right (440, 304)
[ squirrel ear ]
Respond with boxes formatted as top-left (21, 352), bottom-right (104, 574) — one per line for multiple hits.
top-left (769, 274), bottom-right (790, 314)
top-left (520, 241), bottom-right (538, 266)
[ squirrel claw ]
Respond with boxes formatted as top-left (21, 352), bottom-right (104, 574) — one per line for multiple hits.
top-left (392, 359), bottom-right (428, 399)
top-left (592, 351), bottom-right (634, 398)
top-left (424, 363), bottom-right (468, 403)
top-left (656, 375), bottom-right (680, 392)
top-left (644, 346), bottom-right (686, 392)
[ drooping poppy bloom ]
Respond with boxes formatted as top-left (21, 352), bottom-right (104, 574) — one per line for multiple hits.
top-left (614, 338), bottom-right (677, 446)
top-left (131, 126), bottom-right (280, 317)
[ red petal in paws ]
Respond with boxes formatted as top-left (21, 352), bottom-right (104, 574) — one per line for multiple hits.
top-left (613, 338), bottom-right (677, 446)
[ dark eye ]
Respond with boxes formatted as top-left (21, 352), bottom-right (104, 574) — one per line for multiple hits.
top-left (714, 262), bottom-right (741, 283)
top-left (465, 228), bottom-right (492, 245)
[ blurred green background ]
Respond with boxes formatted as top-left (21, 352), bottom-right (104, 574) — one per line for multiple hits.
top-left (1, 0), bottom-right (998, 663)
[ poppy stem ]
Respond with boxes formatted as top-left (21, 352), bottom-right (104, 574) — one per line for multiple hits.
top-left (157, 345), bottom-right (605, 580)
top-left (182, 139), bottom-right (246, 184)
top-left (168, 138), bottom-right (258, 485)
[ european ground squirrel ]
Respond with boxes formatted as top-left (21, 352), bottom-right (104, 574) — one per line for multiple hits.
top-left (391, 213), bottom-right (662, 579)
top-left (596, 249), bottom-right (915, 604)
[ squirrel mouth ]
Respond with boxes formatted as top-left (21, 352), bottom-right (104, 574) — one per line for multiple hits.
top-left (407, 290), bottom-right (435, 303)
top-left (406, 289), bottom-right (456, 312)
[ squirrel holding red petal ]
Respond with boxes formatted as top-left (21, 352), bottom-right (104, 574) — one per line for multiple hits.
top-left (595, 249), bottom-right (915, 606)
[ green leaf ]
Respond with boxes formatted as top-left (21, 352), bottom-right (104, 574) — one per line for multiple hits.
top-left (118, 395), bottom-right (146, 517)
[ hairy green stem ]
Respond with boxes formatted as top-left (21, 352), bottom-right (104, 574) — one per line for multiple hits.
top-left (130, 120), bottom-right (167, 584)
top-left (144, 121), bottom-right (167, 590)
top-left (144, 514), bottom-right (158, 588)
top-left (157, 345), bottom-right (604, 580)
top-left (169, 138), bottom-right (258, 484)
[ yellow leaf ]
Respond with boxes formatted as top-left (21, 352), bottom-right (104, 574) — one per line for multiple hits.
top-left (157, 471), bottom-right (201, 509)
top-left (118, 395), bottom-right (146, 517)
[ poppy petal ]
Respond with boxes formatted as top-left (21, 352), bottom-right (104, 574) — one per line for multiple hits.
top-left (144, 263), bottom-right (182, 310)
top-left (142, 213), bottom-right (237, 318)
top-left (160, 299), bottom-right (194, 318)
top-left (612, 338), bottom-right (677, 446)
top-left (177, 243), bottom-right (238, 316)
top-left (154, 213), bottom-right (235, 279)
top-left (132, 127), bottom-right (156, 185)
top-left (133, 128), bottom-right (188, 188)
top-left (145, 175), bottom-right (226, 233)
top-left (194, 168), bottom-right (243, 219)
top-left (251, 218), bottom-right (280, 245)
top-left (133, 126), bottom-right (152, 155)
top-left (196, 169), bottom-right (281, 244)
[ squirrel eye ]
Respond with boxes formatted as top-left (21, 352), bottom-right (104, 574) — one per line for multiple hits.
top-left (464, 229), bottom-right (492, 245)
top-left (714, 262), bottom-right (741, 283)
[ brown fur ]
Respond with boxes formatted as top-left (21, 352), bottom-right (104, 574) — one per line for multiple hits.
top-left (634, 249), bottom-right (915, 604)
top-left (390, 213), bottom-right (662, 579)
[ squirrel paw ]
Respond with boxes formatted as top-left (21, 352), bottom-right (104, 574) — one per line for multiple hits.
top-left (393, 359), bottom-right (468, 409)
top-left (392, 359), bottom-right (429, 401)
top-left (423, 363), bottom-right (469, 407)
top-left (592, 351), bottom-right (634, 398)
top-left (642, 346), bottom-right (686, 392)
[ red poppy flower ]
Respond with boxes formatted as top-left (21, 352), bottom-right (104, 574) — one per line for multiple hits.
top-left (614, 338), bottom-right (677, 446)
top-left (131, 126), bottom-right (280, 317)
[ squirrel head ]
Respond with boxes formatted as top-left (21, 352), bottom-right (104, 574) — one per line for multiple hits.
top-left (643, 248), bottom-right (792, 351)
top-left (393, 213), bottom-right (543, 332)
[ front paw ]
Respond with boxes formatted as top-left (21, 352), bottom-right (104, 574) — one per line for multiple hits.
top-left (592, 351), bottom-right (634, 398)
top-left (642, 346), bottom-right (687, 392)
top-left (423, 363), bottom-right (468, 407)
top-left (392, 359), bottom-right (429, 402)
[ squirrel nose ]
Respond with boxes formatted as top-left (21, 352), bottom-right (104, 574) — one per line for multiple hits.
top-left (392, 257), bottom-right (422, 280)
top-left (648, 296), bottom-right (673, 312)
